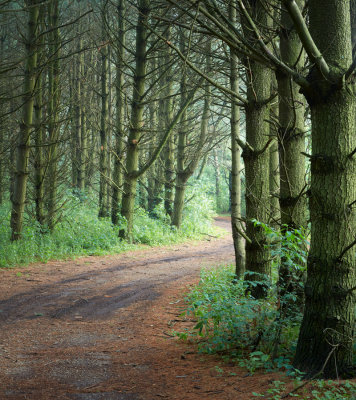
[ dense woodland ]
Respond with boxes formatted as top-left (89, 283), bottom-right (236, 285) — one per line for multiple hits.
top-left (0, 0), bottom-right (355, 384)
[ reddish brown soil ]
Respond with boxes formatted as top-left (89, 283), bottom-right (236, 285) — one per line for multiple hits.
top-left (0, 218), bottom-right (350, 400)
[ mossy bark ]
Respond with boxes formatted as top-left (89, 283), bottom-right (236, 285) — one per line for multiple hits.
top-left (242, 1), bottom-right (272, 298)
top-left (293, 0), bottom-right (356, 378)
top-left (111, 0), bottom-right (126, 225)
top-left (76, 37), bottom-right (86, 192)
top-left (46, 0), bottom-right (60, 230)
top-left (98, 3), bottom-right (109, 218)
top-left (33, 10), bottom-right (45, 227)
top-left (120, 0), bottom-right (149, 239)
top-left (10, 0), bottom-right (39, 240)
top-left (0, 33), bottom-right (4, 205)
top-left (277, 0), bottom-right (306, 310)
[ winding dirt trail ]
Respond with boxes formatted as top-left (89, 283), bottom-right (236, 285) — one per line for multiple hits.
top-left (0, 218), bottom-right (278, 400)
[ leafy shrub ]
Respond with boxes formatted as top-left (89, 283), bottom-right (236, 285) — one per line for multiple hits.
top-left (180, 266), bottom-right (283, 358)
top-left (176, 223), bottom-right (311, 368)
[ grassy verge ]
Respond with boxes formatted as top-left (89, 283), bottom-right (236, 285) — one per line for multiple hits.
top-left (0, 188), bottom-right (218, 269)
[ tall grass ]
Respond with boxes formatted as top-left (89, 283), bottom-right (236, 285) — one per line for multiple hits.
top-left (0, 184), bottom-right (216, 269)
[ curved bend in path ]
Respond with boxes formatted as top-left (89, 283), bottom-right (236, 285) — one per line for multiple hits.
top-left (0, 218), bottom-right (273, 400)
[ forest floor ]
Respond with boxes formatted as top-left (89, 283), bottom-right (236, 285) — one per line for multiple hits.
top-left (0, 217), bottom-right (330, 399)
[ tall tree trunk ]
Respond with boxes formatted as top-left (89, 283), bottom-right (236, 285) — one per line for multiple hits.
top-left (278, 1), bottom-right (306, 230)
top-left (269, 97), bottom-right (280, 227)
top-left (242, 0), bottom-right (272, 298)
top-left (120, 0), bottom-right (149, 239)
top-left (294, 0), bottom-right (356, 378)
top-left (70, 71), bottom-right (77, 188)
top-left (147, 93), bottom-right (158, 214)
top-left (106, 45), bottom-right (113, 213)
top-left (163, 27), bottom-right (175, 218)
top-left (229, 0), bottom-right (245, 279)
top-left (10, 0), bottom-right (39, 240)
top-left (76, 38), bottom-right (86, 192)
top-left (33, 9), bottom-right (45, 226)
top-left (277, 0), bottom-right (306, 311)
top-left (213, 149), bottom-right (221, 211)
top-left (47, 0), bottom-right (60, 230)
top-left (112, 0), bottom-right (126, 224)
top-left (0, 32), bottom-right (5, 205)
top-left (98, 3), bottom-right (109, 218)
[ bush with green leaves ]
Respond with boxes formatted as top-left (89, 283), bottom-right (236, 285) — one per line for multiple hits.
top-left (175, 222), bottom-right (313, 367)
top-left (179, 266), bottom-right (291, 360)
top-left (253, 379), bottom-right (356, 399)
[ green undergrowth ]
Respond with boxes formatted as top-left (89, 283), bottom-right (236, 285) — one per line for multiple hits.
top-left (0, 187), bottom-right (217, 269)
top-left (174, 265), bottom-right (356, 399)
top-left (175, 265), bottom-right (300, 364)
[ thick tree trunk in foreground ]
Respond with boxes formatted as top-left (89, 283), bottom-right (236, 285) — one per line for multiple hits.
top-left (294, 0), bottom-right (356, 378)
top-left (10, 0), bottom-right (39, 240)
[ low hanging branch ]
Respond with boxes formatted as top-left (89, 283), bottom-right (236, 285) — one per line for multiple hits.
top-left (234, 222), bottom-right (252, 244)
top-left (237, 0), bottom-right (310, 88)
top-left (282, 0), bottom-right (330, 78)
top-left (146, 20), bottom-right (248, 106)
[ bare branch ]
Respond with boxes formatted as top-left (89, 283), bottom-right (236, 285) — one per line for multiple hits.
top-left (282, 0), bottom-right (330, 78)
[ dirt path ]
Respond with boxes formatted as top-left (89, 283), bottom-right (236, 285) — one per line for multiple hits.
top-left (0, 217), bottom-right (277, 400)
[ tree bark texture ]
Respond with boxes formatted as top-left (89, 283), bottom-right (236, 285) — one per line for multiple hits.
top-left (229, 0), bottom-right (245, 279)
top-left (277, 0), bottom-right (307, 312)
top-left (10, 0), bottom-right (39, 240)
top-left (111, 0), bottom-right (126, 225)
top-left (294, 0), bottom-right (356, 378)
top-left (98, 3), bottom-right (110, 218)
top-left (120, 0), bottom-right (149, 239)
top-left (242, 0), bottom-right (272, 298)
top-left (46, 0), bottom-right (61, 230)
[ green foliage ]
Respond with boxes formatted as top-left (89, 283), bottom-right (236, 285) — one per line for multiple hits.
top-left (0, 187), bottom-right (215, 268)
top-left (175, 222), bottom-right (312, 366)
top-left (252, 219), bottom-right (309, 282)
top-left (178, 266), bottom-right (285, 358)
top-left (253, 379), bottom-right (356, 399)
